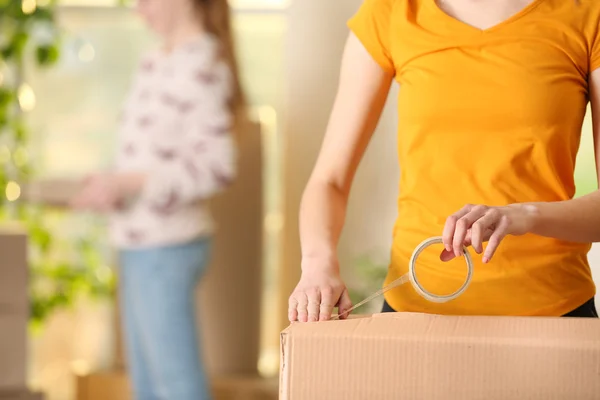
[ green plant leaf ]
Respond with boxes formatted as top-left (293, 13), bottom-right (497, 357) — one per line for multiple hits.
top-left (13, 121), bottom-right (28, 142)
top-left (0, 89), bottom-right (14, 107)
top-left (9, 31), bottom-right (29, 59)
top-left (29, 225), bottom-right (52, 252)
top-left (0, 112), bottom-right (7, 130)
top-left (36, 44), bottom-right (60, 66)
top-left (31, 7), bottom-right (55, 22)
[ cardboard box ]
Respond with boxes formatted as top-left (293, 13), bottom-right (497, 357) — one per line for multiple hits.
top-left (0, 229), bottom-right (28, 391)
top-left (76, 370), bottom-right (278, 400)
top-left (0, 391), bottom-right (44, 400)
top-left (0, 315), bottom-right (27, 390)
top-left (20, 179), bottom-right (81, 208)
top-left (280, 313), bottom-right (600, 400)
top-left (213, 375), bottom-right (278, 400)
top-left (200, 121), bottom-right (263, 375)
top-left (75, 370), bottom-right (131, 400)
top-left (0, 229), bottom-right (28, 314)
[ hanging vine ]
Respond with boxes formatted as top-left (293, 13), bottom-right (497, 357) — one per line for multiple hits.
top-left (0, 0), bottom-right (115, 329)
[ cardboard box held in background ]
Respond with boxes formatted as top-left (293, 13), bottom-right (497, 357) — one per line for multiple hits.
top-left (280, 313), bottom-right (600, 400)
top-left (20, 179), bottom-right (81, 208)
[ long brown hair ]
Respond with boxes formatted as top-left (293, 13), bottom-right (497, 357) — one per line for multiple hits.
top-left (194, 0), bottom-right (246, 128)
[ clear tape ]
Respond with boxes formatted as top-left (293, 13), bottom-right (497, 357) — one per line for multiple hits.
top-left (333, 236), bottom-right (473, 320)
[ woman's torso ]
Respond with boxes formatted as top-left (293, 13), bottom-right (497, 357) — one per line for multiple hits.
top-left (110, 35), bottom-right (228, 249)
top-left (351, 0), bottom-right (600, 315)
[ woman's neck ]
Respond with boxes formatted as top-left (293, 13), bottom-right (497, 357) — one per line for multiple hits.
top-left (163, 22), bottom-right (206, 54)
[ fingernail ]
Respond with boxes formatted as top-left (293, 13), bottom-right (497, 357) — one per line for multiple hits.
top-left (445, 244), bottom-right (451, 252)
top-left (482, 257), bottom-right (489, 263)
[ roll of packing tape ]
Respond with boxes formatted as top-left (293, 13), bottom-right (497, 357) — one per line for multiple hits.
top-left (408, 236), bottom-right (473, 303)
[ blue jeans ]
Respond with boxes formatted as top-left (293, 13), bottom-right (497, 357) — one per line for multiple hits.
top-left (119, 238), bottom-right (212, 400)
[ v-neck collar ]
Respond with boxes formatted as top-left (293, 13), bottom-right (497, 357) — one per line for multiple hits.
top-left (427, 0), bottom-right (547, 34)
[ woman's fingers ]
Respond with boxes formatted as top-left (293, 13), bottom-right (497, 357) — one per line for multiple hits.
top-left (288, 296), bottom-right (299, 322)
top-left (296, 293), bottom-right (309, 323)
top-left (307, 289), bottom-right (321, 322)
top-left (442, 205), bottom-right (512, 264)
top-left (469, 209), bottom-right (500, 254)
top-left (451, 206), bottom-right (488, 257)
top-left (442, 204), bottom-right (473, 252)
top-left (288, 288), bottom-right (340, 322)
top-left (336, 288), bottom-right (353, 320)
top-left (483, 216), bottom-right (510, 263)
top-left (319, 286), bottom-right (336, 321)
top-left (287, 271), bottom-right (348, 323)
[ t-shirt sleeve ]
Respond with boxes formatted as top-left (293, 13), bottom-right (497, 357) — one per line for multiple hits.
top-left (591, 34), bottom-right (600, 72)
top-left (347, 0), bottom-right (396, 74)
top-left (589, 12), bottom-right (600, 72)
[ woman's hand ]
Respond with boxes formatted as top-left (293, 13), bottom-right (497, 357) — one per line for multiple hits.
top-left (70, 172), bottom-right (146, 212)
top-left (288, 259), bottom-right (352, 323)
top-left (441, 203), bottom-right (538, 263)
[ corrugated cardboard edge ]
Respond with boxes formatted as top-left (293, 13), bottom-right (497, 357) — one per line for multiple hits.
top-left (279, 328), bottom-right (291, 400)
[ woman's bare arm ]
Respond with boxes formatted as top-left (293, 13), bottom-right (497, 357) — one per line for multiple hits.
top-left (289, 32), bottom-right (394, 323)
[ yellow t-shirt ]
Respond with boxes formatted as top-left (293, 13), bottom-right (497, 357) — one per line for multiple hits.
top-left (348, 0), bottom-right (600, 316)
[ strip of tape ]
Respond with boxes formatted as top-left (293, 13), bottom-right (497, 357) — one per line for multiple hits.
top-left (333, 236), bottom-right (473, 319)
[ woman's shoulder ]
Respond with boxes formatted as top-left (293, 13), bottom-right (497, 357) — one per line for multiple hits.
top-left (172, 34), bottom-right (224, 71)
top-left (162, 36), bottom-right (232, 99)
top-left (562, 0), bottom-right (600, 43)
top-left (561, 0), bottom-right (600, 21)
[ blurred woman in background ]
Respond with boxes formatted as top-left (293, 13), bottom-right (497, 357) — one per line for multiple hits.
top-left (71, 0), bottom-right (244, 399)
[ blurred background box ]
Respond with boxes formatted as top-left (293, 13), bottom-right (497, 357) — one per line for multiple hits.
top-left (0, 391), bottom-right (44, 400)
top-left (0, 230), bottom-right (44, 399)
top-left (0, 314), bottom-right (28, 391)
top-left (212, 375), bottom-right (278, 400)
top-left (0, 230), bottom-right (28, 390)
top-left (75, 371), bottom-right (129, 400)
top-left (0, 229), bottom-right (28, 314)
top-left (75, 370), bottom-right (277, 400)
top-left (199, 120), bottom-right (263, 375)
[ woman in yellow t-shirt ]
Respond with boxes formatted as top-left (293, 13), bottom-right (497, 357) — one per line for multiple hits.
top-left (288, 0), bottom-right (600, 321)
